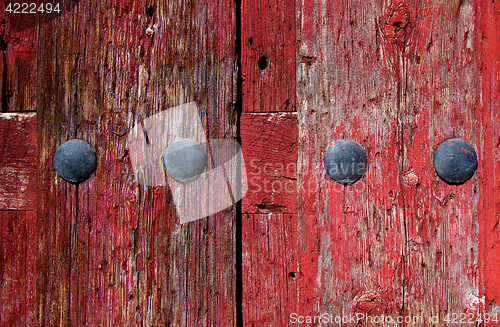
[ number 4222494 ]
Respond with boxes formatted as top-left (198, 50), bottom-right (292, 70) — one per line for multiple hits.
top-left (6, 3), bottom-right (61, 14)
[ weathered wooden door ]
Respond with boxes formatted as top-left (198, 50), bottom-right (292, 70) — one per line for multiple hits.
top-left (240, 0), bottom-right (500, 326)
top-left (1, 0), bottom-right (499, 326)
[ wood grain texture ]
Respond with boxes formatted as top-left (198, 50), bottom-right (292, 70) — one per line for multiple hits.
top-left (296, 0), bottom-right (499, 325)
top-left (240, 0), bottom-right (300, 324)
top-left (241, 112), bottom-right (297, 214)
top-left (241, 0), bottom-right (296, 112)
top-left (475, 0), bottom-right (500, 319)
top-left (242, 213), bottom-right (298, 326)
top-left (35, 1), bottom-right (237, 326)
top-left (0, 211), bottom-right (36, 327)
top-left (398, 0), bottom-right (483, 322)
top-left (0, 2), bottom-right (37, 112)
top-left (0, 0), bottom-right (497, 325)
top-left (296, 0), bottom-right (405, 321)
top-left (0, 112), bottom-right (36, 210)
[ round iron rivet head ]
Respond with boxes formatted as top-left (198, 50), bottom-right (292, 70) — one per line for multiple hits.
top-left (54, 139), bottom-right (97, 184)
top-left (324, 140), bottom-right (367, 185)
top-left (163, 138), bottom-right (207, 184)
top-left (433, 138), bottom-right (477, 184)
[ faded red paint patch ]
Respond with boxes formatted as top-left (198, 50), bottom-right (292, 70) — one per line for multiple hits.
top-left (0, 113), bottom-right (37, 210)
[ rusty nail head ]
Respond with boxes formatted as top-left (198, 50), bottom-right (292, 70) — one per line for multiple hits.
top-left (324, 140), bottom-right (367, 185)
top-left (54, 139), bottom-right (97, 184)
top-left (433, 138), bottom-right (477, 184)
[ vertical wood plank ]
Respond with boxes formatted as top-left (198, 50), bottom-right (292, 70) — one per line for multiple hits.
top-left (399, 0), bottom-right (481, 321)
top-left (0, 2), bottom-right (37, 112)
top-left (242, 214), bottom-right (298, 326)
top-left (36, 0), bottom-right (237, 325)
top-left (240, 0), bottom-right (299, 324)
top-left (241, 0), bottom-right (296, 113)
top-left (297, 0), bottom-right (403, 321)
top-left (475, 0), bottom-right (500, 319)
top-left (0, 211), bottom-right (36, 327)
top-left (296, 0), bottom-right (489, 324)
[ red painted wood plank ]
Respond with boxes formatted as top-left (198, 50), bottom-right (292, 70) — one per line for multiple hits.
top-left (241, 0), bottom-right (296, 112)
top-left (0, 113), bottom-right (36, 210)
top-left (0, 211), bottom-right (36, 327)
top-left (241, 112), bottom-right (298, 214)
top-left (242, 214), bottom-right (299, 325)
top-left (0, 3), bottom-right (37, 112)
top-left (35, 0), bottom-right (237, 325)
top-left (295, 0), bottom-right (495, 325)
top-left (240, 0), bottom-right (299, 324)
top-left (296, 0), bottom-right (405, 321)
top-left (475, 0), bottom-right (500, 320)
top-left (398, 0), bottom-right (484, 321)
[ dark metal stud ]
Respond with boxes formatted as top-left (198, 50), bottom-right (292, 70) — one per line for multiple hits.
top-left (433, 138), bottom-right (477, 184)
top-left (324, 140), bottom-right (367, 185)
top-left (54, 139), bottom-right (97, 184)
top-left (163, 138), bottom-right (207, 184)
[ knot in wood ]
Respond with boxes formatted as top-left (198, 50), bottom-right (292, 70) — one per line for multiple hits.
top-left (353, 291), bottom-right (385, 313)
top-left (403, 169), bottom-right (419, 186)
top-left (382, 3), bottom-right (412, 45)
